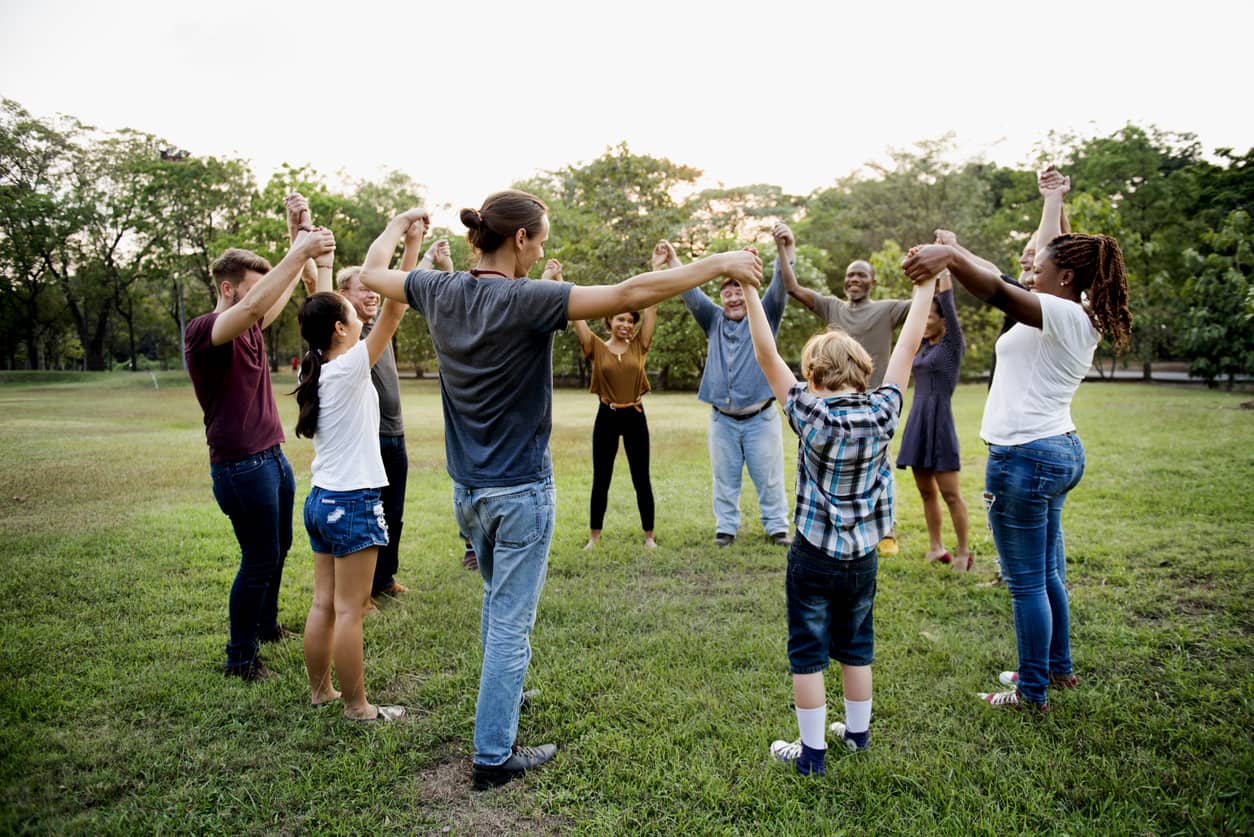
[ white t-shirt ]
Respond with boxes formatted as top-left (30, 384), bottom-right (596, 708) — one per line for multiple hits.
top-left (310, 340), bottom-right (388, 491)
top-left (980, 293), bottom-right (1100, 446)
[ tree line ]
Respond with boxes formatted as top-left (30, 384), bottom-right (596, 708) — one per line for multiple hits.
top-left (2, 97), bottom-right (1251, 387)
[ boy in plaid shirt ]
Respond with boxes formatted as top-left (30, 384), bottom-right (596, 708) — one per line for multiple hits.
top-left (737, 238), bottom-right (937, 776)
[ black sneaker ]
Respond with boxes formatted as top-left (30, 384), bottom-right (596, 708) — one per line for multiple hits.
top-left (714, 532), bottom-right (736, 547)
top-left (768, 531), bottom-right (791, 546)
top-left (520, 688), bottom-right (540, 709)
top-left (224, 659), bottom-right (276, 683)
top-left (472, 743), bottom-right (558, 790)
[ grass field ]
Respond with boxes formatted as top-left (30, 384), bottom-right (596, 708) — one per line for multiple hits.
top-left (0, 372), bottom-right (1251, 835)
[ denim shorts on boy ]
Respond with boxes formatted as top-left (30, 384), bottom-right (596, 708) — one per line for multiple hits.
top-left (786, 535), bottom-right (877, 673)
top-left (304, 486), bottom-right (389, 557)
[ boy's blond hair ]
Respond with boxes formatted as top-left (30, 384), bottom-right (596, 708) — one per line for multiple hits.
top-left (801, 328), bottom-right (873, 393)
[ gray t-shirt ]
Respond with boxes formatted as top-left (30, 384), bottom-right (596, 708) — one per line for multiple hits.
top-left (360, 320), bottom-right (403, 437)
top-left (404, 269), bottom-right (571, 489)
top-left (812, 296), bottom-right (912, 388)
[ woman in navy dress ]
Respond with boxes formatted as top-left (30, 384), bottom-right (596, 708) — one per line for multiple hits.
top-left (897, 257), bottom-right (970, 570)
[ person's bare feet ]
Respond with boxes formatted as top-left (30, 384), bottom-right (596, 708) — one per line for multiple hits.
top-left (643, 535), bottom-right (657, 549)
top-left (583, 532), bottom-right (601, 551)
top-left (951, 549), bottom-right (973, 572)
top-left (311, 688), bottom-right (341, 708)
top-left (924, 548), bottom-right (951, 564)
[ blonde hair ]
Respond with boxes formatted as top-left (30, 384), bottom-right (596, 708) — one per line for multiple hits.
top-left (335, 266), bottom-right (361, 291)
top-left (801, 329), bottom-right (873, 393)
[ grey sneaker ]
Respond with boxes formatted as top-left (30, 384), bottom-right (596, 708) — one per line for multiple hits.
top-left (768, 531), bottom-right (791, 546)
top-left (472, 743), bottom-right (557, 790)
top-left (714, 532), bottom-right (736, 547)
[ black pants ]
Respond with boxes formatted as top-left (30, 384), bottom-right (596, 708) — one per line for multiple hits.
top-left (371, 434), bottom-right (407, 595)
top-left (590, 402), bottom-right (654, 531)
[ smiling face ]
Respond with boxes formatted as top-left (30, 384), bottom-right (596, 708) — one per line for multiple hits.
top-left (1031, 251), bottom-right (1075, 299)
top-left (719, 281), bottom-right (747, 320)
top-left (843, 260), bottom-right (875, 303)
top-left (1019, 241), bottom-right (1037, 289)
top-left (606, 312), bottom-right (637, 340)
top-left (341, 273), bottom-right (379, 323)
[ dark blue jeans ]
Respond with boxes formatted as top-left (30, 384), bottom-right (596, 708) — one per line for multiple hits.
top-left (985, 433), bottom-right (1085, 704)
top-left (210, 445), bottom-right (295, 670)
top-left (371, 434), bottom-right (408, 596)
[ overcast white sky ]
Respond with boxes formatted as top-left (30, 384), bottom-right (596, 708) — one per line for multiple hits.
top-left (3, 0), bottom-right (1251, 228)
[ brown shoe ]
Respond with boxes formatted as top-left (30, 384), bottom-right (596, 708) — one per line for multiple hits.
top-left (380, 580), bottom-right (410, 596)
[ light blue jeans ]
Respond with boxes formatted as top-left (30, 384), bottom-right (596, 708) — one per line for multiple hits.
top-left (985, 433), bottom-right (1085, 705)
top-left (708, 406), bottom-right (790, 537)
top-left (453, 476), bottom-right (555, 767)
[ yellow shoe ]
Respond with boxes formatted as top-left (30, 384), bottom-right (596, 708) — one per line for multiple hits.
top-left (877, 536), bottom-right (899, 556)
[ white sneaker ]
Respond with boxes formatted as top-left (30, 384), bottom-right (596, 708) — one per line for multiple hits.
top-left (769, 738), bottom-right (802, 763)
top-left (999, 670), bottom-right (1018, 687)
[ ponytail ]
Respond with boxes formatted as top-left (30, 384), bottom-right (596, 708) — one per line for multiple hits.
top-left (291, 292), bottom-right (349, 439)
top-left (1045, 233), bottom-right (1133, 350)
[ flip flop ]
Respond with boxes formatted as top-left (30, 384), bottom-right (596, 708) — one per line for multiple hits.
top-left (927, 551), bottom-right (953, 564)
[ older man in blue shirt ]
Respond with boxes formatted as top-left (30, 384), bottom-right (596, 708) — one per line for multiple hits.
top-left (658, 239), bottom-right (791, 547)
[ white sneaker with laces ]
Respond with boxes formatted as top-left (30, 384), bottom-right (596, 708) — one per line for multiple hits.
top-left (828, 721), bottom-right (870, 752)
top-left (999, 670), bottom-right (1018, 687)
top-left (769, 738), bottom-right (802, 763)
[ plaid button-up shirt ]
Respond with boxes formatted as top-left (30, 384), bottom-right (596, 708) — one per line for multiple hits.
top-left (785, 382), bottom-right (903, 560)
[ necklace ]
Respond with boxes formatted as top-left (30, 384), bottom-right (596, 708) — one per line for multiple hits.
top-left (469, 269), bottom-right (509, 278)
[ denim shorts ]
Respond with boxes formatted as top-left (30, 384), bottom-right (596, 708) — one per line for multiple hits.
top-left (303, 486), bottom-right (389, 557)
top-left (785, 535), bottom-right (878, 672)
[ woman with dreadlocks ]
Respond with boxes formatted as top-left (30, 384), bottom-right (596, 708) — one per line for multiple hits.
top-left (902, 167), bottom-right (1131, 714)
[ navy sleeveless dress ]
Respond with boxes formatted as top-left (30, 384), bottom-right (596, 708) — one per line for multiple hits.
top-left (897, 289), bottom-right (964, 472)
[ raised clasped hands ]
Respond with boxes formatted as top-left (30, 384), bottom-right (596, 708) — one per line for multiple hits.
top-left (295, 225), bottom-right (336, 265)
top-left (901, 244), bottom-right (949, 284)
top-left (727, 247), bottom-right (763, 289)
top-left (540, 258), bottom-right (563, 281)
top-left (771, 222), bottom-right (795, 257)
top-left (285, 193), bottom-right (312, 238)
top-left (425, 239), bottom-right (453, 271)
top-left (934, 228), bottom-right (958, 247)
top-left (1038, 165), bottom-right (1070, 199)
top-left (652, 240), bottom-right (677, 270)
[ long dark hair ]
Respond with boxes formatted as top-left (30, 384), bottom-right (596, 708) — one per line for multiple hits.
top-left (1044, 234), bottom-right (1132, 350)
top-left (293, 292), bottom-right (349, 439)
top-left (459, 189), bottom-right (547, 254)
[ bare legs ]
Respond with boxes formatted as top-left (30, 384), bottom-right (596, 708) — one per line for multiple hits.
top-left (912, 468), bottom-right (970, 570)
top-left (303, 546), bottom-right (381, 717)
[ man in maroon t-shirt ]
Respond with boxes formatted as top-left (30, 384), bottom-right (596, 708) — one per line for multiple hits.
top-left (185, 225), bottom-right (334, 681)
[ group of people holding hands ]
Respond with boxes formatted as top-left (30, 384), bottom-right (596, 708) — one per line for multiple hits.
top-left (185, 164), bottom-right (1129, 785)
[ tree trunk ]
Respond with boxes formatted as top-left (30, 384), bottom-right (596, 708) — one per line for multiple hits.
top-left (1142, 361), bottom-right (1153, 381)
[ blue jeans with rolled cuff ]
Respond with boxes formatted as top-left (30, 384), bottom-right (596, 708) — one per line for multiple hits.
top-left (210, 445), bottom-right (295, 671)
top-left (453, 476), bottom-right (556, 767)
top-left (984, 433), bottom-right (1085, 705)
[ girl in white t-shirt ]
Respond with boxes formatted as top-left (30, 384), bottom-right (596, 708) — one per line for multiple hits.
top-left (294, 290), bottom-right (407, 721)
top-left (902, 168), bottom-right (1131, 714)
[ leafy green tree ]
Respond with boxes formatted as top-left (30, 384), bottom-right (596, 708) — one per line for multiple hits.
top-left (1179, 210), bottom-right (1254, 388)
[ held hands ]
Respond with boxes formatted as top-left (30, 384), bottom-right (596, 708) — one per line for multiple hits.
top-left (285, 193), bottom-right (311, 241)
top-left (425, 239), bottom-right (453, 271)
top-left (651, 240), bottom-right (678, 270)
top-left (395, 207), bottom-right (431, 233)
top-left (934, 228), bottom-right (958, 247)
top-left (295, 226), bottom-right (336, 264)
top-left (726, 247), bottom-right (763, 288)
top-left (540, 259), bottom-right (563, 281)
top-left (404, 215), bottom-right (429, 248)
top-left (771, 222), bottom-right (796, 256)
top-left (901, 244), bottom-right (951, 284)
top-left (1038, 165), bottom-right (1071, 199)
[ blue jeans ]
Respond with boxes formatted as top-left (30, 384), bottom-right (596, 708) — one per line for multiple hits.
top-left (371, 434), bottom-right (408, 595)
top-left (453, 476), bottom-right (556, 767)
top-left (786, 537), bottom-right (877, 672)
top-left (708, 407), bottom-right (790, 536)
top-left (984, 433), bottom-right (1085, 704)
top-left (210, 445), bottom-right (295, 670)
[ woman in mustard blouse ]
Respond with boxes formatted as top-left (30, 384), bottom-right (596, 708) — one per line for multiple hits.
top-left (543, 256), bottom-right (658, 550)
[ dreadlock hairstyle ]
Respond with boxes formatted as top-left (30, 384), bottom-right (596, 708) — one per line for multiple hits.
top-left (293, 292), bottom-right (350, 439)
top-left (1044, 233), bottom-right (1132, 351)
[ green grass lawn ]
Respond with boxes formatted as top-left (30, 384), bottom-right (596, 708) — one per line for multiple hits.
top-left (0, 372), bottom-right (1250, 835)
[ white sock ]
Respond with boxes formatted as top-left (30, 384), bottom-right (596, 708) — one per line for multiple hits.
top-left (796, 705), bottom-right (827, 750)
top-left (844, 698), bottom-right (872, 734)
